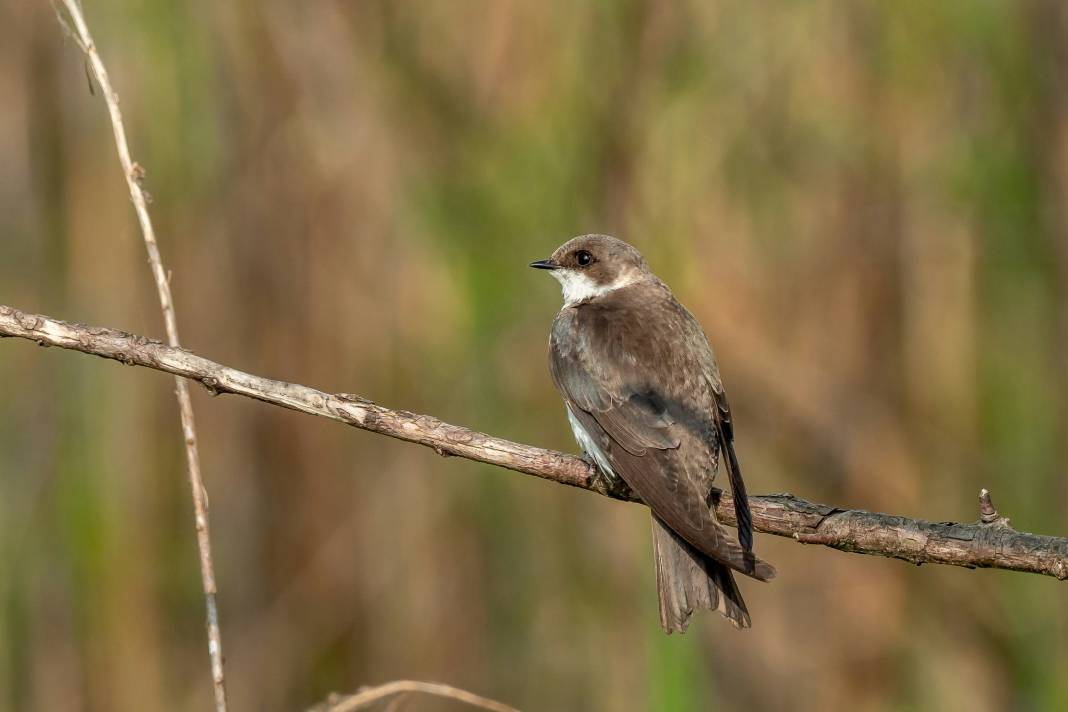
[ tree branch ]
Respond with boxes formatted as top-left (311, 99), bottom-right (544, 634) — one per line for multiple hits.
top-left (2, 304), bottom-right (1067, 581)
top-left (308, 680), bottom-right (520, 712)
top-left (52, 3), bottom-right (227, 708)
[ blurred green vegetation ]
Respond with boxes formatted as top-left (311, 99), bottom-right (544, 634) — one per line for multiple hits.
top-left (2, 1), bottom-right (1068, 710)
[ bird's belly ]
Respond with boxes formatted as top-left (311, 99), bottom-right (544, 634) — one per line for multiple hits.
top-left (566, 405), bottom-right (617, 481)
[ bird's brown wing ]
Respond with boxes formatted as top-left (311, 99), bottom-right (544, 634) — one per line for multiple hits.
top-left (550, 308), bottom-right (774, 581)
top-left (711, 386), bottom-right (753, 553)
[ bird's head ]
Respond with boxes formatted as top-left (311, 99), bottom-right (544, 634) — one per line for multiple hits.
top-left (530, 234), bottom-right (651, 306)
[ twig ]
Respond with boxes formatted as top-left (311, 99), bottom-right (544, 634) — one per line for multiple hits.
top-left (978, 487), bottom-right (1011, 527)
top-left (3, 305), bottom-right (1068, 581)
top-left (308, 680), bottom-right (520, 712)
top-left (51, 4), bottom-right (228, 710)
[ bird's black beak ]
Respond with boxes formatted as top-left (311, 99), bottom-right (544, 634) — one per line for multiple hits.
top-left (529, 259), bottom-right (557, 270)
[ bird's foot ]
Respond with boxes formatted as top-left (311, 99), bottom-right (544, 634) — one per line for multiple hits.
top-left (705, 486), bottom-right (723, 509)
top-left (583, 452), bottom-right (633, 499)
top-left (605, 476), bottom-right (635, 500)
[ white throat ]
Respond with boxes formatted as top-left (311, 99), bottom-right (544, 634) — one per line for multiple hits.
top-left (551, 269), bottom-right (637, 306)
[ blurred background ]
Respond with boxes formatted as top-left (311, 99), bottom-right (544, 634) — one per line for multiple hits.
top-left (2, 1), bottom-right (1068, 710)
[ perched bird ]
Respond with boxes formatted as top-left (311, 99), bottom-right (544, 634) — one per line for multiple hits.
top-left (531, 234), bottom-right (775, 632)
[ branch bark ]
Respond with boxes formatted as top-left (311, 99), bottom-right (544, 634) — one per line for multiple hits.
top-left (308, 681), bottom-right (520, 712)
top-left (52, 3), bottom-right (227, 709)
top-left (2, 304), bottom-right (1067, 581)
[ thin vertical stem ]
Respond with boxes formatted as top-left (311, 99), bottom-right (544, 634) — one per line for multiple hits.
top-left (53, 2), bottom-right (227, 709)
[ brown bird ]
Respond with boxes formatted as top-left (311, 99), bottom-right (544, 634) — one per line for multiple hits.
top-left (531, 234), bottom-right (775, 632)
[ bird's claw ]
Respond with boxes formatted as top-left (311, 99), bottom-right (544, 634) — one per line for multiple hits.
top-left (583, 451), bottom-right (633, 499)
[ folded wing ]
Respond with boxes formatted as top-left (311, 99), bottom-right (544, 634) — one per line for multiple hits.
top-left (550, 308), bottom-right (773, 581)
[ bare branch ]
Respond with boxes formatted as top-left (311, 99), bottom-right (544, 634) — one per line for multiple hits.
top-left (51, 3), bottom-right (227, 709)
top-left (3, 305), bottom-right (1067, 581)
top-left (308, 681), bottom-right (520, 712)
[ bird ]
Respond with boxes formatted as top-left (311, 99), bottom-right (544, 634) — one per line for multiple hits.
top-left (530, 234), bottom-right (775, 632)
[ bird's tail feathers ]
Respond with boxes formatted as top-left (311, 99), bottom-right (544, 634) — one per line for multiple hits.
top-left (652, 515), bottom-right (751, 633)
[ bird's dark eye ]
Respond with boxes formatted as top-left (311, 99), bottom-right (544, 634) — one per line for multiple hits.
top-left (575, 250), bottom-right (593, 266)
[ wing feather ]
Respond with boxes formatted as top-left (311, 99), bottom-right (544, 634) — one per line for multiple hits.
top-left (549, 302), bottom-right (773, 581)
top-left (712, 387), bottom-right (753, 553)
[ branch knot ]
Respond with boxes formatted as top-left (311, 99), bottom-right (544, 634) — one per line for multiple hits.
top-left (979, 488), bottom-right (1012, 528)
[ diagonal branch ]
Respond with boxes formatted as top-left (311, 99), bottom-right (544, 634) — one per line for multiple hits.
top-left (2, 304), bottom-right (1067, 582)
top-left (52, 3), bottom-right (228, 709)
